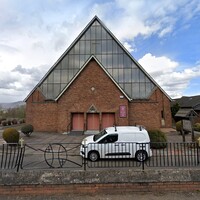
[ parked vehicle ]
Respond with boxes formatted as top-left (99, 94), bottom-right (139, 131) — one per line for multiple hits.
top-left (80, 126), bottom-right (152, 162)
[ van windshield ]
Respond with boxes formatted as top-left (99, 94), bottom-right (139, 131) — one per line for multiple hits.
top-left (93, 130), bottom-right (107, 141)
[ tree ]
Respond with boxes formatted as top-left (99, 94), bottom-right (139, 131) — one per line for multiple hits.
top-left (171, 103), bottom-right (180, 119)
top-left (0, 105), bottom-right (25, 119)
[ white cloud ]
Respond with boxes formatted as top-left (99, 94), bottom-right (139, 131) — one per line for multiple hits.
top-left (0, 0), bottom-right (91, 71)
top-left (91, 0), bottom-right (200, 42)
top-left (138, 53), bottom-right (178, 76)
top-left (0, 64), bottom-right (49, 102)
top-left (123, 42), bottom-right (135, 52)
top-left (158, 25), bottom-right (173, 38)
top-left (138, 53), bottom-right (200, 98)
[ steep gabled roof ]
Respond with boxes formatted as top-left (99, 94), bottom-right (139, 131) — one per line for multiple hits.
top-left (24, 16), bottom-right (171, 102)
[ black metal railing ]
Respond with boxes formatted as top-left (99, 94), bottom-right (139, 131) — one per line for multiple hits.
top-left (0, 142), bottom-right (199, 171)
top-left (147, 142), bottom-right (199, 168)
top-left (0, 143), bottom-right (25, 172)
top-left (22, 142), bottom-right (83, 170)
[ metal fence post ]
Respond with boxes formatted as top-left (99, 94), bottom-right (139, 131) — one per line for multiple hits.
top-left (16, 138), bottom-right (25, 172)
top-left (197, 139), bottom-right (200, 165)
top-left (142, 143), bottom-right (145, 170)
top-left (83, 139), bottom-right (87, 171)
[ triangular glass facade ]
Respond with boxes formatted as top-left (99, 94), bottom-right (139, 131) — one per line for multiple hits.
top-left (39, 17), bottom-right (155, 100)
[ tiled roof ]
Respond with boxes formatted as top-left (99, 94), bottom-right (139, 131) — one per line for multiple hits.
top-left (175, 108), bottom-right (198, 118)
top-left (173, 95), bottom-right (200, 110)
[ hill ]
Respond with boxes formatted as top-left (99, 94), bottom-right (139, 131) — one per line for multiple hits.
top-left (0, 101), bottom-right (26, 110)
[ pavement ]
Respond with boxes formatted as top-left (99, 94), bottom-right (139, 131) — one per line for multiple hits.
top-left (0, 127), bottom-right (197, 144)
top-left (0, 129), bottom-right (86, 145)
top-left (21, 128), bottom-right (200, 144)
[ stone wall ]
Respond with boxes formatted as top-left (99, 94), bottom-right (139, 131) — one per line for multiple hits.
top-left (0, 169), bottom-right (200, 196)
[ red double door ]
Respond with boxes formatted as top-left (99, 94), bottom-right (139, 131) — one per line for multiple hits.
top-left (72, 113), bottom-right (115, 131)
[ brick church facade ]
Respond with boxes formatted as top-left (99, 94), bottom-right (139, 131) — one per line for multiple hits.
top-left (25, 16), bottom-right (172, 133)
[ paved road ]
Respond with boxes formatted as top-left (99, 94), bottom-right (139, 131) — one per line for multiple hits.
top-left (1, 192), bottom-right (200, 200)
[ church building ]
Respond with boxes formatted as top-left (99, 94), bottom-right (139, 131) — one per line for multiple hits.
top-left (25, 16), bottom-right (172, 133)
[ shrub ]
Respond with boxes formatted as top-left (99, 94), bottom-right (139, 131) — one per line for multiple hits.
top-left (2, 128), bottom-right (20, 144)
top-left (7, 120), bottom-right (12, 126)
top-left (2, 120), bottom-right (8, 126)
top-left (19, 119), bottom-right (25, 124)
top-left (148, 130), bottom-right (167, 149)
top-left (194, 123), bottom-right (200, 132)
top-left (12, 119), bottom-right (18, 125)
top-left (0, 118), bottom-right (6, 124)
top-left (175, 120), bottom-right (190, 134)
top-left (176, 121), bottom-right (182, 132)
top-left (21, 124), bottom-right (34, 136)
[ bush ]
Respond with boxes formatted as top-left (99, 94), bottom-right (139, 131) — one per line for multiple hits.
top-left (19, 119), bottom-right (25, 124)
top-left (194, 123), bottom-right (200, 132)
top-left (2, 128), bottom-right (20, 144)
top-left (176, 121), bottom-right (182, 132)
top-left (7, 120), bottom-right (12, 126)
top-left (2, 120), bottom-right (8, 126)
top-left (12, 119), bottom-right (18, 125)
top-left (0, 118), bottom-right (6, 124)
top-left (175, 120), bottom-right (190, 134)
top-left (21, 124), bottom-right (34, 136)
top-left (148, 130), bottom-right (167, 149)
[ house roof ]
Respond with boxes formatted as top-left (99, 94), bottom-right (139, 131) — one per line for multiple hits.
top-left (175, 108), bottom-right (198, 118)
top-left (24, 16), bottom-right (171, 102)
top-left (173, 95), bottom-right (200, 111)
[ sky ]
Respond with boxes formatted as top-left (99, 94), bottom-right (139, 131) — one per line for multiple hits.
top-left (0, 0), bottom-right (200, 103)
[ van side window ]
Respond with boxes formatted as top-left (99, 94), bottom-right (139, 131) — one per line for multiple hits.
top-left (98, 134), bottom-right (118, 144)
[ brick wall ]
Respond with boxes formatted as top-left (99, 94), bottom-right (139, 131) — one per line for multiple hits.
top-left (0, 169), bottom-right (200, 196)
top-left (25, 59), bottom-right (172, 132)
top-left (129, 88), bottom-right (172, 130)
top-left (0, 182), bottom-right (200, 196)
top-left (26, 89), bottom-right (58, 132)
top-left (57, 59), bottom-right (129, 132)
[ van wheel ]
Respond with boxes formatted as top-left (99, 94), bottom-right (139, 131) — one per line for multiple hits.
top-left (88, 151), bottom-right (99, 162)
top-left (135, 150), bottom-right (147, 162)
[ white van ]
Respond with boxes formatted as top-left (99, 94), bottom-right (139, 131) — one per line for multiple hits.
top-left (80, 126), bottom-right (152, 162)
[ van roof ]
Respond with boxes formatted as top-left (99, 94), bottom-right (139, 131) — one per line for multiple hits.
top-left (105, 126), bottom-right (147, 134)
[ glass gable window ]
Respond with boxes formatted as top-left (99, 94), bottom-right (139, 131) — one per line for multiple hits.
top-left (39, 18), bottom-right (156, 99)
